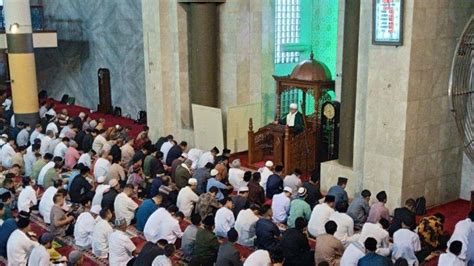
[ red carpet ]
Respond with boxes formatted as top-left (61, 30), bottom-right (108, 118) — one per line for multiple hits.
top-left (52, 100), bottom-right (144, 138)
top-left (421, 199), bottom-right (470, 235)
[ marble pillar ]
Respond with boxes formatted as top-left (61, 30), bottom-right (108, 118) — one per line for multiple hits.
top-left (322, 0), bottom-right (473, 209)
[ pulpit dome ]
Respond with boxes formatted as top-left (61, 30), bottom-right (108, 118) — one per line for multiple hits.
top-left (290, 52), bottom-right (331, 81)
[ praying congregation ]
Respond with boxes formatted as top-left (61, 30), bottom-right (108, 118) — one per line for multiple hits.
top-left (0, 0), bottom-right (473, 265)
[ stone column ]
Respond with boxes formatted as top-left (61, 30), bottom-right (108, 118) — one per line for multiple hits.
top-left (180, 0), bottom-right (225, 108)
top-left (338, 0), bottom-right (360, 167)
top-left (4, 0), bottom-right (39, 126)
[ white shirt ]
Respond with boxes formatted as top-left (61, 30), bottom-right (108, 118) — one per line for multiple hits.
top-left (53, 142), bottom-right (68, 158)
top-left (392, 228), bottom-right (421, 265)
top-left (92, 184), bottom-right (110, 207)
top-left (121, 143), bottom-right (134, 165)
top-left (94, 158), bottom-right (111, 180)
top-left (187, 148), bottom-right (203, 169)
top-left (92, 217), bottom-right (114, 258)
top-left (235, 209), bottom-right (259, 247)
top-left (152, 255), bottom-right (173, 266)
top-left (229, 168), bottom-right (245, 191)
top-left (40, 136), bottom-right (53, 156)
top-left (74, 212), bottom-right (96, 247)
top-left (38, 161), bottom-right (55, 186)
top-left (358, 222), bottom-right (390, 256)
top-left (46, 122), bottom-right (58, 135)
top-left (244, 249), bottom-right (272, 266)
top-left (47, 139), bottom-right (61, 155)
top-left (3, 98), bottom-right (12, 111)
top-left (438, 252), bottom-right (465, 266)
top-left (160, 141), bottom-right (174, 163)
top-left (92, 134), bottom-right (107, 154)
top-left (329, 211), bottom-right (354, 243)
top-left (271, 192), bottom-right (290, 223)
top-left (114, 192), bottom-right (138, 225)
top-left (78, 153), bottom-right (92, 167)
top-left (39, 186), bottom-right (58, 224)
top-left (176, 186), bottom-right (199, 217)
top-left (214, 206), bottom-right (235, 237)
top-left (30, 130), bottom-right (44, 144)
top-left (259, 167), bottom-right (273, 190)
top-left (286, 111), bottom-right (296, 126)
top-left (197, 151), bottom-right (215, 169)
top-left (39, 106), bottom-right (47, 118)
top-left (0, 143), bottom-right (15, 168)
top-left (144, 208), bottom-right (183, 244)
top-left (108, 230), bottom-right (136, 266)
top-left (23, 147), bottom-right (37, 177)
top-left (7, 229), bottom-right (39, 266)
top-left (340, 241), bottom-right (366, 266)
top-left (17, 186), bottom-right (37, 213)
top-left (28, 244), bottom-right (50, 266)
top-left (45, 108), bottom-right (56, 117)
top-left (308, 203), bottom-right (335, 237)
top-left (448, 218), bottom-right (474, 260)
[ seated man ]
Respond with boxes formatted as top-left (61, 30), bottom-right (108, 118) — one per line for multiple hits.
top-left (314, 221), bottom-right (344, 265)
top-left (144, 205), bottom-right (184, 244)
top-left (358, 237), bottom-right (392, 265)
top-left (280, 217), bottom-right (313, 265)
top-left (389, 198), bottom-right (416, 236)
top-left (308, 195), bottom-right (335, 237)
top-left (438, 240), bottom-right (465, 266)
top-left (276, 103), bottom-right (304, 134)
top-left (255, 205), bottom-right (281, 252)
top-left (392, 218), bottom-right (421, 265)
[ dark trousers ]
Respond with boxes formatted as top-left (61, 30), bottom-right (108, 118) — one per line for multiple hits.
top-left (189, 257), bottom-right (215, 266)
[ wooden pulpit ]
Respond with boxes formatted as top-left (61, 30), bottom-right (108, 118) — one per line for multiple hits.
top-left (248, 54), bottom-right (335, 175)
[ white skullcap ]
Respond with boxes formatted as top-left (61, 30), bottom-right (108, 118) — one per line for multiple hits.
top-left (90, 205), bottom-right (101, 215)
top-left (210, 169), bottom-right (219, 176)
top-left (97, 176), bottom-right (106, 184)
top-left (289, 103), bottom-right (298, 109)
top-left (78, 112), bottom-right (86, 118)
top-left (265, 161), bottom-right (274, 167)
top-left (283, 186), bottom-right (293, 194)
top-left (298, 187), bottom-right (307, 197)
top-left (239, 186), bottom-right (249, 193)
top-left (188, 178), bottom-right (198, 185)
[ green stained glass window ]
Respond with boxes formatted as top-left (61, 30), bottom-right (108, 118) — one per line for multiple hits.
top-left (274, 0), bottom-right (301, 64)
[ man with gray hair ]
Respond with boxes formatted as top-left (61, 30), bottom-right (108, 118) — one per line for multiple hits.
top-left (175, 159), bottom-right (193, 189)
top-left (228, 159), bottom-right (245, 191)
top-left (108, 218), bottom-right (137, 265)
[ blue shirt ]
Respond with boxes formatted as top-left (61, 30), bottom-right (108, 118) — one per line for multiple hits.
top-left (358, 252), bottom-right (392, 266)
top-left (0, 218), bottom-right (18, 257)
top-left (149, 178), bottom-right (163, 198)
top-left (206, 178), bottom-right (227, 201)
top-left (67, 170), bottom-right (80, 191)
top-left (327, 185), bottom-right (348, 205)
top-left (135, 199), bottom-right (159, 231)
top-left (266, 174), bottom-right (283, 199)
top-left (255, 218), bottom-right (281, 251)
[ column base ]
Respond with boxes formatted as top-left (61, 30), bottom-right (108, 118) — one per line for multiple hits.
top-left (14, 112), bottom-right (39, 127)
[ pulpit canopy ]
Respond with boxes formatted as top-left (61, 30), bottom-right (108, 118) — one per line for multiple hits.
top-left (290, 52), bottom-right (331, 81)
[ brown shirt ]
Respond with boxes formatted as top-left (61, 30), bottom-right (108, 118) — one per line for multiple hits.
top-left (248, 181), bottom-right (265, 206)
top-left (315, 234), bottom-right (344, 265)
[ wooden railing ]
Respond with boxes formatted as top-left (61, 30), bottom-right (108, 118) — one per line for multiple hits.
top-left (248, 117), bottom-right (319, 175)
